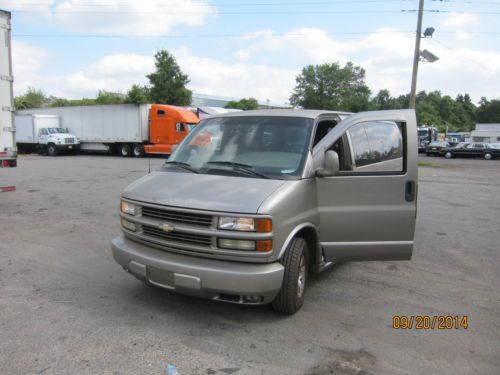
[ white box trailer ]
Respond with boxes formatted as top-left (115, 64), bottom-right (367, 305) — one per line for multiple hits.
top-left (16, 104), bottom-right (150, 153)
top-left (0, 10), bottom-right (16, 192)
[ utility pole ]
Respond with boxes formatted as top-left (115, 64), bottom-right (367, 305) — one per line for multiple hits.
top-left (409, 0), bottom-right (425, 109)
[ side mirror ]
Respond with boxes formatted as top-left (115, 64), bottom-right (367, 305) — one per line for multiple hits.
top-left (316, 150), bottom-right (340, 177)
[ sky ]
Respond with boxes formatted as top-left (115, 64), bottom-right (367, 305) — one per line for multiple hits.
top-left (3, 0), bottom-right (500, 106)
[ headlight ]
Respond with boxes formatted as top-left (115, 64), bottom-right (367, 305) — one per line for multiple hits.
top-left (218, 217), bottom-right (272, 232)
top-left (120, 200), bottom-right (136, 215)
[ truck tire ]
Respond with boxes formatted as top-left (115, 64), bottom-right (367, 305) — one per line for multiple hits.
top-left (120, 144), bottom-right (131, 157)
top-left (272, 237), bottom-right (309, 314)
top-left (47, 143), bottom-right (58, 156)
top-left (484, 152), bottom-right (493, 160)
top-left (133, 144), bottom-right (144, 157)
top-left (444, 151), bottom-right (453, 159)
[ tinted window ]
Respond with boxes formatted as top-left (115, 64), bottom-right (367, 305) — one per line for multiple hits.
top-left (347, 121), bottom-right (403, 172)
top-left (157, 110), bottom-right (166, 117)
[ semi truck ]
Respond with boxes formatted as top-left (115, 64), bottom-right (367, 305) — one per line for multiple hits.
top-left (16, 104), bottom-right (199, 157)
top-left (16, 114), bottom-right (80, 156)
top-left (417, 125), bottom-right (438, 153)
top-left (0, 10), bottom-right (17, 192)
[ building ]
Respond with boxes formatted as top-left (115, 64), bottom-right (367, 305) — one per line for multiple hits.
top-left (470, 123), bottom-right (500, 143)
top-left (191, 93), bottom-right (289, 109)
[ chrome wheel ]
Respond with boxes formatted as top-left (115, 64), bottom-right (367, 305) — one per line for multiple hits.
top-left (484, 153), bottom-right (492, 160)
top-left (297, 254), bottom-right (306, 298)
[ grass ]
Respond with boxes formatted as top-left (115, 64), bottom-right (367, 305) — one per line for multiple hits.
top-left (418, 161), bottom-right (435, 167)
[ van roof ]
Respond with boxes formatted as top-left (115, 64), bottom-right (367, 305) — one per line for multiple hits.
top-left (205, 109), bottom-right (352, 120)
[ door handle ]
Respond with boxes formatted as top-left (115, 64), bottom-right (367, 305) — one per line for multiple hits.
top-left (405, 180), bottom-right (416, 202)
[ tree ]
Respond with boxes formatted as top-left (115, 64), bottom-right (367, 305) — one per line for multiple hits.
top-left (14, 87), bottom-right (47, 109)
top-left (125, 84), bottom-right (150, 104)
top-left (225, 97), bottom-right (259, 110)
top-left (147, 50), bottom-right (191, 106)
top-left (289, 62), bottom-right (371, 111)
top-left (476, 98), bottom-right (500, 123)
top-left (95, 90), bottom-right (125, 105)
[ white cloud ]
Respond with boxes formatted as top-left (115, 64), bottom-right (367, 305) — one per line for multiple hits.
top-left (52, 0), bottom-right (216, 36)
top-left (235, 28), bottom-right (353, 63)
top-left (442, 13), bottom-right (479, 28)
top-left (174, 47), bottom-right (297, 103)
top-left (455, 30), bottom-right (472, 41)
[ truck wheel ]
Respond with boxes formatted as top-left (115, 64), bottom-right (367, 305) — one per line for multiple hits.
top-left (444, 151), bottom-right (453, 159)
top-left (484, 152), bottom-right (493, 160)
top-left (120, 144), bottom-right (131, 157)
top-left (133, 144), bottom-right (144, 157)
top-left (272, 237), bottom-right (308, 314)
top-left (47, 143), bottom-right (58, 156)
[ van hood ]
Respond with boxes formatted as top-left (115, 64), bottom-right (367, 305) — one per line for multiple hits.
top-left (122, 170), bottom-right (286, 214)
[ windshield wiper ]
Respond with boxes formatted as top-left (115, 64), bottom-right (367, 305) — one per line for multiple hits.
top-left (205, 161), bottom-right (270, 179)
top-left (165, 161), bottom-right (200, 173)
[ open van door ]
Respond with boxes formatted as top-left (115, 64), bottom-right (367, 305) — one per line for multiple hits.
top-left (313, 109), bottom-right (418, 262)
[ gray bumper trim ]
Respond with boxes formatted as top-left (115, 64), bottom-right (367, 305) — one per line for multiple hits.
top-left (111, 237), bottom-right (284, 304)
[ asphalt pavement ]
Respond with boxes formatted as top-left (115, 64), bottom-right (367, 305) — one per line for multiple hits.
top-left (0, 154), bottom-right (499, 375)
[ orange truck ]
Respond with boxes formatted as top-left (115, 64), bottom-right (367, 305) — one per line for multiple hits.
top-left (16, 104), bottom-right (199, 157)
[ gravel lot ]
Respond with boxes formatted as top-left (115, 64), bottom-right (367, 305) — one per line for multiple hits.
top-left (0, 154), bottom-right (499, 375)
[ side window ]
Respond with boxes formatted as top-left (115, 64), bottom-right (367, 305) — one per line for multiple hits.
top-left (39, 128), bottom-right (48, 136)
top-left (176, 123), bottom-right (185, 132)
top-left (157, 109), bottom-right (166, 117)
top-left (346, 121), bottom-right (404, 172)
top-left (313, 120), bottom-right (337, 147)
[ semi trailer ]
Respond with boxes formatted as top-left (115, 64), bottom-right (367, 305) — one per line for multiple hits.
top-left (0, 10), bottom-right (17, 192)
top-left (16, 104), bottom-right (199, 157)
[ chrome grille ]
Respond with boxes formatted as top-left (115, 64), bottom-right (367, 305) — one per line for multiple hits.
top-left (142, 225), bottom-right (212, 247)
top-left (141, 206), bottom-right (213, 227)
top-left (65, 138), bottom-right (75, 144)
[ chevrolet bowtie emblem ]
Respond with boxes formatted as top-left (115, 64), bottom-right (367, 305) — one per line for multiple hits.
top-left (159, 223), bottom-right (175, 232)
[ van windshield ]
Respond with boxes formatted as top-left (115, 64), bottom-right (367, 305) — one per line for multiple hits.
top-left (165, 116), bottom-right (314, 179)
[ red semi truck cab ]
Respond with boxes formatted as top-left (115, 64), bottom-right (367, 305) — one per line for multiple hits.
top-left (144, 104), bottom-right (200, 155)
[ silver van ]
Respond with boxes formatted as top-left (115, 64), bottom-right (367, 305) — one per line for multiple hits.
top-left (112, 109), bottom-right (418, 314)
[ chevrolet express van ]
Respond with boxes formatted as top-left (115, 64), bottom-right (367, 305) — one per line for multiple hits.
top-left (112, 109), bottom-right (418, 314)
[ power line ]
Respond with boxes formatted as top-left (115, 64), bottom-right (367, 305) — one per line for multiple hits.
top-left (1, 0), bottom-right (413, 6)
top-left (11, 30), bottom-right (500, 39)
top-left (431, 38), bottom-right (495, 73)
top-left (12, 30), bottom-right (416, 39)
top-left (0, 0), bottom-right (414, 5)
top-left (8, 9), bottom-right (500, 14)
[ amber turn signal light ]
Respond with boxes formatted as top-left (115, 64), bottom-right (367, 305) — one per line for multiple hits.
top-left (256, 240), bottom-right (272, 252)
top-left (256, 218), bottom-right (272, 233)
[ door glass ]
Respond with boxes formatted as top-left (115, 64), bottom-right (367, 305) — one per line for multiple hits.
top-left (347, 121), bottom-right (403, 172)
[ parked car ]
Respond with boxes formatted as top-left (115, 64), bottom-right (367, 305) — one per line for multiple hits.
top-left (111, 109), bottom-right (418, 314)
top-left (443, 142), bottom-right (499, 160)
top-left (425, 141), bottom-right (450, 156)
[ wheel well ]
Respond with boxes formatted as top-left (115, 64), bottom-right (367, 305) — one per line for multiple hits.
top-left (294, 227), bottom-right (319, 270)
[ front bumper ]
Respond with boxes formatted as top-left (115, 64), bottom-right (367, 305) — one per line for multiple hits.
top-left (55, 144), bottom-right (80, 151)
top-left (111, 237), bottom-right (284, 304)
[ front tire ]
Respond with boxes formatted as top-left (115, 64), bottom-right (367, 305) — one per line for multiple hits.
top-left (47, 143), bottom-right (58, 156)
top-left (484, 152), bottom-right (493, 160)
top-left (272, 237), bottom-right (309, 314)
top-left (444, 151), bottom-right (453, 159)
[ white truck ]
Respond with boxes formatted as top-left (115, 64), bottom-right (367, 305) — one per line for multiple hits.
top-left (15, 114), bottom-right (79, 156)
top-left (0, 10), bottom-right (17, 192)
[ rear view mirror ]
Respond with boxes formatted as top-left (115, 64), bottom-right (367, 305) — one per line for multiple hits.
top-left (316, 150), bottom-right (340, 177)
